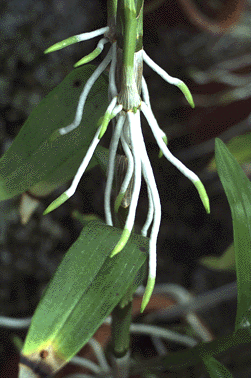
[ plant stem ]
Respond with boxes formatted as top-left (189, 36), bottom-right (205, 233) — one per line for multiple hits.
top-left (122, 0), bottom-right (137, 70)
top-left (111, 301), bottom-right (133, 357)
top-left (108, 0), bottom-right (118, 23)
top-left (117, 0), bottom-right (142, 110)
top-left (111, 350), bottom-right (131, 378)
top-left (110, 2), bottom-right (144, 375)
top-left (107, 0), bottom-right (117, 40)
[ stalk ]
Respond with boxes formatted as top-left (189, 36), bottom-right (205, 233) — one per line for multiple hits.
top-left (111, 1), bottom-right (144, 374)
top-left (117, 0), bottom-right (143, 110)
top-left (107, 0), bottom-right (118, 41)
top-left (111, 301), bottom-right (133, 357)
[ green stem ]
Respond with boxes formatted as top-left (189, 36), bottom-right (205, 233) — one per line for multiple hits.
top-left (136, 0), bottom-right (144, 51)
top-left (111, 145), bottom-right (134, 369)
top-left (111, 301), bottom-right (133, 357)
top-left (108, 0), bottom-right (118, 21)
top-left (107, 0), bottom-right (118, 36)
top-left (122, 0), bottom-right (137, 71)
top-left (109, 0), bottom-right (143, 370)
top-left (131, 328), bottom-right (251, 374)
top-left (116, 0), bottom-right (143, 110)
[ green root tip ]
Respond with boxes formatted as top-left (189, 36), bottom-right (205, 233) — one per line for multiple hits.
top-left (44, 36), bottom-right (79, 54)
top-left (158, 150), bottom-right (163, 159)
top-left (44, 46), bottom-right (55, 54)
top-left (98, 125), bottom-right (108, 139)
top-left (43, 193), bottom-right (69, 215)
top-left (98, 108), bottom-right (119, 139)
top-left (114, 192), bottom-right (125, 213)
top-left (74, 48), bottom-right (101, 68)
top-left (194, 180), bottom-right (210, 214)
top-left (110, 229), bottom-right (131, 258)
top-left (74, 60), bottom-right (86, 68)
top-left (97, 116), bottom-right (104, 128)
top-left (158, 135), bottom-right (168, 158)
top-left (140, 276), bottom-right (155, 313)
top-left (98, 116), bottom-right (110, 139)
top-left (178, 82), bottom-right (195, 109)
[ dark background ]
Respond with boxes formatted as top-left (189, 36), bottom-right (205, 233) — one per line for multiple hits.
top-left (0, 0), bottom-right (251, 376)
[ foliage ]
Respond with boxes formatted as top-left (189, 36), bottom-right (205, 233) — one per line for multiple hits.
top-left (1, 1), bottom-right (251, 378)
top-left (0, 65), bottom-right (108, 200)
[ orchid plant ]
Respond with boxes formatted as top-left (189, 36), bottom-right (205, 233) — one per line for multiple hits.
top-left (42, 0), bottom-right (210, 312)
top-left (1, 1), bottom-right (250, 378)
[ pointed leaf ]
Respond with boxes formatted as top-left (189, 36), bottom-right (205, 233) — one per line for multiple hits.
top-left (19, 221), bottom-right (147, 377)
top-left (208, 132), bottom-right (251, 172)
top-left (199, 243), bottom-right (235, 271)
top-left (203, 356), bottom-right (233, 378)
top-left (0, 65), bottom-right (108, 200)
top-left (215, 138), bottom-right (251, 330)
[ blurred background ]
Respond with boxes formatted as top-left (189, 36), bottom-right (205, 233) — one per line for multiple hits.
top-left (0, 0), bottom-right (251, 376)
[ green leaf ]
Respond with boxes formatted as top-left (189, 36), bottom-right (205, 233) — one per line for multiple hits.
top-left (94, 145), bottom-right (109, 174)
top-left (224, 133), bottom-right (251, 165)
top-left (199, 243), bottom-right (235, 271)
top-left (19, 221), bottom-right (147, 377)
top-left (119, 257), bottom-right (147, 308)
top-left (0, 65), bottom-right (108, 200)
top-left (208, 132), bottom-right (251, 172)
top-left (203, 356), bottom-right (233, 378)
top-left (215, 138), bottom-right (251, 330)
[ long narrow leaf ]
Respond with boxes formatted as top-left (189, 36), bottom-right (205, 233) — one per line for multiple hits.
top-left (208, 132), bottom-right (251, 172)
top-left (19, 221), bottom-right (147, 377)
top-left (203, 356), bottom-right (233, 378)
top-left (215, 138), bottom-right (251, 330)
top-left (0, 65), bottom-right (108, 200)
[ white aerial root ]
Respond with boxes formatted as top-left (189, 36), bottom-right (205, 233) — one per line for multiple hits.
top-left (58, 49), bottom-right (112, 137)
top-left (104, 114), bottom-right (126, 226)
top-left (44, 25), bottom-right (209, 311)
